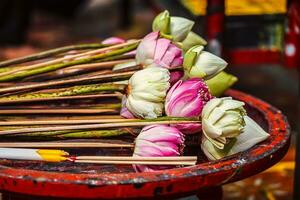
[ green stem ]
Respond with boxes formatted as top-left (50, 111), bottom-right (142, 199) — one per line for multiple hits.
top-left (55, 129), bottom-right (129, 139)
top-left (0, 83), bottom-right (126, 102)
top-left (0, 43), bottom-right (138, 82)
top-left (0, 43), bottom-right (107, 68)
top-left (1, 129), bottom-right (130, 141)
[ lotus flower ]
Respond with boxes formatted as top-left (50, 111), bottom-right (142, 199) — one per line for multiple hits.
top-left (201, 116), bottom-right (270, 160)
top-left (102, 37), bottom-right (125, 45)
top-left (135, 32), bottom-right (183, 69)
top-left (201, 97), bottom-right (246, 150)
top-left (184, 45), bottom-right (227, 80)
top-left (152, 10), bottom-right (206, 51)
top-left (125, 67), bottom-right (170, 119)
top-left (133, 125), bottom-right (185, 172)
top-left (165, 78), bottom-right (212, 134)
top-left (152, 10), bottom-right (194, 42)
top-left (170, 71), bottom-right (184, 85)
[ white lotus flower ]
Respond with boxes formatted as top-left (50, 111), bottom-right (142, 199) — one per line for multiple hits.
top-left (201, 97), bottom-right (246, 149)
top-left (201, 116), bottom-right (270, 160)
top-left (152, 10), bottom-right (194, 42)
top-left (126, 67), bottom-right (170, 119)
top-left (184, 45), bottom-right (228, 80)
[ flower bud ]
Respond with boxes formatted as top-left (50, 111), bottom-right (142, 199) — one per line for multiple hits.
top-left (184, 45), bottom-right (228, 80)
top-left (181, 31), bottom-right (207, 52)
top-left (102, 37), bottom-right (125, 45)
top-left (165, 78), bottom-right (212, 134)
top-left (126, 67), bottom-right (170, 119)
top-left (205, 71), bottom-right (238, 97)
top-left (135, 32), bottom-right (183, 69)
top-left (201, 97), bottom-right (246, 149)
top-left (152, 10), bottom-right (194, 42)
top-left (152, 10), bottom-right (171, 35)
top-left (201, 116), bottom-right (270, 160)
top-left (133, 125), bottom-right (185, 172)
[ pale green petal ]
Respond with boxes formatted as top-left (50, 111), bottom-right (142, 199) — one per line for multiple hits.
top-left (202, 98), bottom-right (222, 118)
top-left (182, 31), bottom-right (207, 52)
top-left (202, 119), bottom-right (222, 138)
top-left (207, 107), bottom-right (225, 124)
top-left (205, 71), bottom-right (238, 97)
top-left (228, 116), bottom-right (269, 155)
top-left (170, 16), bottom-right (194, 42)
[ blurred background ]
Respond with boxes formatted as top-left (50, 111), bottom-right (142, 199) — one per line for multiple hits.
top-left (0, 0), bottom-right (299, 199)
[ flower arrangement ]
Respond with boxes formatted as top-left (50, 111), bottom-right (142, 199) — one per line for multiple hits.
top-left (0, 10), bottom-right (269, 172)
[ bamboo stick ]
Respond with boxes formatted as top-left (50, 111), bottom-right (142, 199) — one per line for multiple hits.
top-left (0, 118), bottom-right (136, 125)
top-left (0, 142), bottom-right (134, 148)
top-left (0, 71), bottom-right (134, 94)
top-left (0, 94), bottom-right (122, 104)
top-left (0, 117), bottom-right (193, 126)
top-left (0, 43), bottom-right (107, 68)
top-left (0, 115), bottom-right (122, 121)
top-left (74, 160), bottom-right (196, 165)
top-left (0, 109), bottom-right (118, 115)
top-left (0, 40), bottom-right (139, 77)
top-left (76, 156), bottom-right (197, 161)
top-left (0, 120), bottom-right (201, 135)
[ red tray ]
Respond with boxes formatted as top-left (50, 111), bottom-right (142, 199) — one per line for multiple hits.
top-left (0, 90), bottom-right (290, 199)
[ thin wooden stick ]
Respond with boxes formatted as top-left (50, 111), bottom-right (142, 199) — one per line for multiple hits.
top-left (0, 117), bottom-right (192, 126)
top-left (0, 142), bottom-right (134, 148)
top-left (0, 40), bottom-right (140, 77)
top-left (0, 71), bottom-right (134, 94)
top-left (0, 120), bottom-right (200, 135)
top-left (76, 156), bottom-right (197, 161)
top-left (0, 93), bottom-right (122, 104)
top-left (0, 43), bottom-right (107, 68)
top-left (74, 160), bottom-right (196, 165)
top-left (0, 115), bottom-right (122, 121)
top-left (0, 118), bottom-right (138, 125)
top-left (0, 109), bottom-right (118, 115)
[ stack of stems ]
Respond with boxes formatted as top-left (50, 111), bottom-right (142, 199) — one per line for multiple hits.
top-left (0, 117), bottom-right (200, 141)
top-left (0, 40), bottom-right (139, 82)
top-left (0, 41), bottom-right (196, 148)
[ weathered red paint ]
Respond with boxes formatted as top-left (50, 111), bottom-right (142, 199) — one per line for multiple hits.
top-left (0, 90), bottom-right (290, 199)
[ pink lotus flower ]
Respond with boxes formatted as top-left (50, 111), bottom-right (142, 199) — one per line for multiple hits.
top-left (102, 37), bottom-right (125, 45)
top-left (165, 78), bottom-right (212, 134)
top-left (170, 71), bottom-right (184, 85)
top-left (135, 32), bottom-right (183, 69)
top-left (133, 125), bottom-right (185, 172)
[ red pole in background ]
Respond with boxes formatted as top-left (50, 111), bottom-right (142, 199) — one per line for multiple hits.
top-left (284, 0), bottom-right (300, 69)
top-left (206, 0), bottom-right (225, 57)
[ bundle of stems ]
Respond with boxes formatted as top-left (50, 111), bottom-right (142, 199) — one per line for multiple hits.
top-left (0, 116), bottom-right (200, 147)
top-left (0, 43), bottom-right (109, 68)
top-left (0, 40), bottom-right (139, 82)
